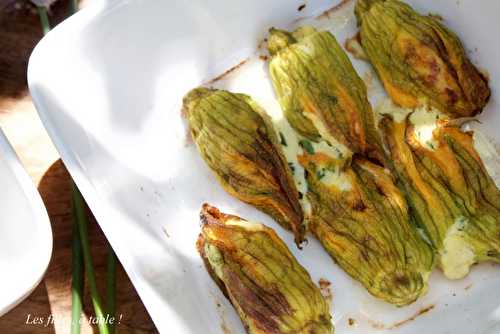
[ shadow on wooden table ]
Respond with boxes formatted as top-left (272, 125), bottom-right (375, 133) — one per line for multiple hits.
top-left (0, 287), bottom-right (55, 333)
top-left (0, 1), bottom-right (73, 100)
top-left (0, 2), bottom-right (157, 333)
top-left (0, 160), bottom-right (157, 333)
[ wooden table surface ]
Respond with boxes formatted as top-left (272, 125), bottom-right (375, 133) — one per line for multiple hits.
top-left (0, 1), bottom-right (157, 333)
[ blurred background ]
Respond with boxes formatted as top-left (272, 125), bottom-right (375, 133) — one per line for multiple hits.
top-left (0, 1), bottom-right (157, 333)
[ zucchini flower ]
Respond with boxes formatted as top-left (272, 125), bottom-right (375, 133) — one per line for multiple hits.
top-left (298, 150), bottom-right (434, 305)
top-left (183, 88), bottom-right (305, 246)
top-left (197, 204), bottom-right (333, 334)
top-left (268, 26), bottom-right (385, 164)
top-left (380, 116), bottom-right (500, 279)
top-left (356, 0), bottom-right (490, 118)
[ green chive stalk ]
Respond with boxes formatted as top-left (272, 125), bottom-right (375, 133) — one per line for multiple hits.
top-left (73, 185), bottom-right (110, 334)
top-left (106, 248), bottom-right (117, 334)
top-left (69, 0), bottom-right (78, 16)
top-left (71, 197), bottom-right (84, 334)
top-left (36, 6), bottom-right (50, 35)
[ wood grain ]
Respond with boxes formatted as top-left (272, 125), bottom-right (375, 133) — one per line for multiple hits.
top-left (0, 1), bottom-right (157, 333)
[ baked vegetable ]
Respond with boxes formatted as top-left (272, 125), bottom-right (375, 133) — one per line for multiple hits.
top-left (356, 0), bottom-right (490, 118)
top-left (268, 26), bottom-right (385, 164)
top-left (299, 150), bottom-right (434, 305)
top-left (380, 116), bottom-right (500, 279)
top-left (197, 204), bottom-right (333, 334)
top-left (183, 88), bottom-right (305, 246)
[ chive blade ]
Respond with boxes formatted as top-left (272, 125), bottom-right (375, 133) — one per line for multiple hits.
top-left (36, 6), bottom-right (50, 35)
top-left (72, 183), bottom-right (110, 334)
top-left (71, 197), bottom-right (84, 334)
top-left (106, 246), bottom-right (117, 334)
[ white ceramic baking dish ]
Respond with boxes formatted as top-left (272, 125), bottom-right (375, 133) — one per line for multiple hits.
top-left (0, 128), bottom-right (52, 316)
top-left (28, 0), bottom-right (500, 332)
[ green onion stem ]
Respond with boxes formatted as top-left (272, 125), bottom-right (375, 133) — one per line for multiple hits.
top-left (69, 0), bottom-right (78, 15)
top-left (72, 184), bottom-right (110, 334)
top-left (71, 197), bottom-right (84, 334)
top-left (106, 247), bottom-right (117, 334)
top-left (36, 6), bottom-right (51, 35)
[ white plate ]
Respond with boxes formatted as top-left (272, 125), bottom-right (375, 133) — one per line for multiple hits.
top-left (28, 0), bottom-right (500, 332)
top-left (0, 128), bottom-right (52, 316)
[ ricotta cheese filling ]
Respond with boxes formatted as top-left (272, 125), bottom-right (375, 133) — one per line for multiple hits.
top-left (268, 102), bottom-right (354, 217)
top-left (376, 98), bottom-right (447, 150)
top-left (439, 217), bottom-right (476, 280)
top-left (271, 117), bottom-right (312, 216)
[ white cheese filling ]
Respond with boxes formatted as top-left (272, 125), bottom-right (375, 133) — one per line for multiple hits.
top-left (439, 217), bottom-right (476, 280)
top-left (375, 98), bottom-right (447, 151)
top-left (271, 117), bottom-right (312, 216)
top-left (268, 100), bottom-right (354, 216)
top-left (409, 106), bottom-right (446, 150)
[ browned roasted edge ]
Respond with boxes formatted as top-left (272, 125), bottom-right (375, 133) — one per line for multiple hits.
top-left (196, 204), bottom-right (295, 334)
top-left (388, 305), bottom-right (435, 329)
top-left (317, 0), bottom-right (353, 19)
top-left (204, 59), bottom-right (250, 85)
top-left (197, 205), bottom-right (231, 300)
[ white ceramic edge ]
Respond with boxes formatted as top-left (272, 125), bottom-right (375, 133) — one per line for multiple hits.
top-left (0, 128), bottom-right (53, 317)
top-left (26, 2), bottom-right (164, 328)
